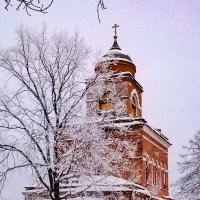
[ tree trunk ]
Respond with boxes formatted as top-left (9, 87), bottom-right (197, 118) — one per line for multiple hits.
top-left (54, 182), bottom-right (60, 200)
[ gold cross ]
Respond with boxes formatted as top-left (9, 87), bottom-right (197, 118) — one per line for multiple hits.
top-left (112, 24), bottom-right (120, 36)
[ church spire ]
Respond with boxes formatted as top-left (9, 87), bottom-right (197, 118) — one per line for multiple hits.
top-left (110, 24), bottom-right (121, 50)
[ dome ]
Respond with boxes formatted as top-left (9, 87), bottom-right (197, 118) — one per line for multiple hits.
top-left (102, 35), bottom-right (133, 63)
top-left (103, 49), bottom-right (133, 63)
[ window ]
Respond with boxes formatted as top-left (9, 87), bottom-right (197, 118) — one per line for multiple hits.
top-left (163, 171), bottom-right (168, 189)
top-left (153, 166), bottom-right (158, 186)
top-left (157, 168), bottom-right (161, 188)
top-left (132, 94), bottom-right (138, 107)
top-left (146, 160), bottom-right (150, 183)
top-left (131, 93), bottom-right (138, 117)
top-left (99, 91), bottom-right (110, 111)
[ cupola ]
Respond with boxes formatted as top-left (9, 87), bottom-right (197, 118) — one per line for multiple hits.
top-left (95, 24), bottom-right (136, 76)
top-left (103, 35), bottom-right (133, 63)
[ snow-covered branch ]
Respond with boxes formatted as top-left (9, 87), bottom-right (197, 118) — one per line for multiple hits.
top-left (174, 131), bottom-right (200, 200)
top-left (0, 26), bottom-right (139, 200)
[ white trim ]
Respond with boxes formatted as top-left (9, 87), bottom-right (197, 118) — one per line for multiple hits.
top-left (100, 56), bottom-right (133, 64)
top-left (131, 89), bottom-right (141, 107)
top-left (143, 125), bottom-right (171, 148)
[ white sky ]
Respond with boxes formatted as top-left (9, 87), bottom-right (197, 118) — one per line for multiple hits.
top-left (0, 0), bottom-right (200, 199)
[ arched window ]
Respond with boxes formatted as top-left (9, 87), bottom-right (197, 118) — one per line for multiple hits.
top-left (153, 166), bottom-right (157, 185)
top-left (163, 166), bottom-right (168, 189)
top-left (146, 159), bottom-right (150, 183)
top-left (132, 93), bottom-right (138, 107)
top-left (131, 93), bottom-right (139, 117)
top-left (153, 161), bottom-right (159, 186)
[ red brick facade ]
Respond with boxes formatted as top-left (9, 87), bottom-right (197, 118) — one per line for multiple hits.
top-left (90, 35), bottom-right (172, 199)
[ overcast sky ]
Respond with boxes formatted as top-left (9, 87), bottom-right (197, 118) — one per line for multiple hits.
top-left (0, 0), bottom-right (200, 199)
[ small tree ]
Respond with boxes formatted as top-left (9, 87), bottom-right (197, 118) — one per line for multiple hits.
top-left (0, 26), bottom-right (138, 200)
top-left (175, 131), bottom-right (200, 200)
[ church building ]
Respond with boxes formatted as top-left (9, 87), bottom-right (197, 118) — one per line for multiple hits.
top-left (24, 25), bottom-right (174, 200)
top-left (86, 24), bottom-right (173, 200)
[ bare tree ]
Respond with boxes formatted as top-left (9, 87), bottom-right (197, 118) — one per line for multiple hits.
top-left (4, 0), bottom-right (54, 14)
top-left (4, 0), bottom-right (107, 22)
top-left (0, 26), bottom-right (138, 200)
top-left (0, 25), bottom-right (92, 200)
top-left (175, 131), bottom-right (200, 200)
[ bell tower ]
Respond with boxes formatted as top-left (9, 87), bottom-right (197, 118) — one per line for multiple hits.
top-left (95, 24), bottom-right (143, 118)
top-left (87, 26), bottom-right (172, 199)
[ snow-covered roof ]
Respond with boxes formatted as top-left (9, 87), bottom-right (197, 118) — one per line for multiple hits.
top-left (152, 196), bottom-right (165, 200)
top-left (60, 175), bottom-right (143, 189)
top-left (58, 186), bottom-right (133, 194)
top-left (143, 123), bottom-right (172, 148)
top-left (134, 189), bottom-right (151, 197)
top-left (24, 175), bottom-right (145, 195)
top-left (103, 117), bottom-right (171, 146)
top-left (69, 198), bottom-right (104, 200)
top-left (112, 72), bottom-right (143, 90)
top-left (59, 185), bottom-right (133, 193)
top-left (162, 195), bottom-right (175, 200)
top-left (97, 47), bottom-right (134, 65)
top-left (63, 116), bottom-right (171, 147)
top-left (100, 117), bottom-right (170, 145)
top-left (64, 116), bottom-right (145, 127)
top-left (24, 175), bottom-right (172, 200)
